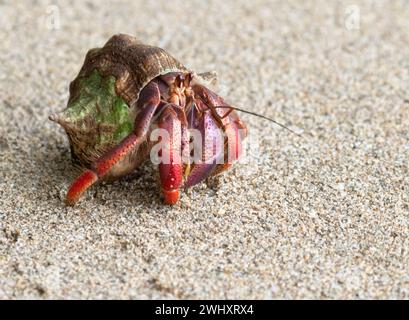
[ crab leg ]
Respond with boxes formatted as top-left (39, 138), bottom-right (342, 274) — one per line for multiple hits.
top-left (157, 106), bottom-right (183, 205)
top-left (65, 81), bottom-right (161, 205)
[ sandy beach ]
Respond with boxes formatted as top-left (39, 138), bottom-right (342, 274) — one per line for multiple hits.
top-left (0, 0), bottom-right (408, 299)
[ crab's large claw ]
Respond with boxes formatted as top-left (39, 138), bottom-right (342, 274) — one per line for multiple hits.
top-left (157, 107), bottom-right (184, 205)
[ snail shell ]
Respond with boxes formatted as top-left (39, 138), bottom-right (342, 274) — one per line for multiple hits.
top-left (50, 34), bottom-right (189, 173)
top-left (70, 34), bottom-right (188, 108)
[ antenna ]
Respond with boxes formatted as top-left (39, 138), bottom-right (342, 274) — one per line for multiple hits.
top-left (214, 105), bottom-right (302, 137)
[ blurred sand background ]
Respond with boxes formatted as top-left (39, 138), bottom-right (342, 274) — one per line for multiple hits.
top-left (0, 0), bottom-right (408, 299)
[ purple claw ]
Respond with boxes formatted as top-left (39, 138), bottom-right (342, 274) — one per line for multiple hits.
top-left (184, 110), bottom-right (223, 188)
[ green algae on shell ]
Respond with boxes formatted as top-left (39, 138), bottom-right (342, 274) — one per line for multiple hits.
top-left (50, 69), bottom-right (134, 166)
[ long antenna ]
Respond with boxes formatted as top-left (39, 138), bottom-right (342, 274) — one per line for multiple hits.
top-left (214, 105), bottom-right (302, 137)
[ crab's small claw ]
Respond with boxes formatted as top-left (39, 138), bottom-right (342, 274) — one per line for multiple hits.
top-left (184, 109), bottom-right (221, 188)
top-left (190, 84), bottom-right (247, 178)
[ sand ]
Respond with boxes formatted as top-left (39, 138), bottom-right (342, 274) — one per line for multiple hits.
top-left (0, 0), bottom-right (408, 299)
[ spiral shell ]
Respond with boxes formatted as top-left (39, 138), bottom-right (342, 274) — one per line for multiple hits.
top-left (70, 34), bottom-right (187, 107)
top-left (50, 34), bottom-right (188, 168)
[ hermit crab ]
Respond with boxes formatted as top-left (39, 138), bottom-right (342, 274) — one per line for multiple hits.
top-left (50, 34), bottom-right (249, 205)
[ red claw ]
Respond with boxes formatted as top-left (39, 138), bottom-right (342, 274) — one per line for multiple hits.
top-left (163, 189), bottom-right (180, 205)
top-left (158, 107), bottom-right (183, 205)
